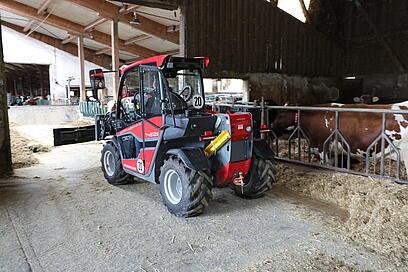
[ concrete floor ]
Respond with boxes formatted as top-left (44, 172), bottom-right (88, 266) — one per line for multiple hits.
top-left (0, 142), bottom-right (402, 272)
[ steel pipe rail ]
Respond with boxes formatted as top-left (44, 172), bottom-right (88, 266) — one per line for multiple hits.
top-left (207, 101), bottom-right (408, 184)
top-left (266, 105), bottom-right (408, 115)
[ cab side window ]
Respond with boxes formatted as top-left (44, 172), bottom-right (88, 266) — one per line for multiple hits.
top-left (142, 70), bottom-right (162, 118)
top-left (121, 69), bottom-right (141, 121)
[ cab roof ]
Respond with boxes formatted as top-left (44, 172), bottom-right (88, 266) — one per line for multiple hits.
top-left (119, 55), bottom-right (209, 75)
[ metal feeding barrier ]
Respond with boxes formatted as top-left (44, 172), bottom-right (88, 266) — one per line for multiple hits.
top-left (209, 102), bottom-right (408, 184)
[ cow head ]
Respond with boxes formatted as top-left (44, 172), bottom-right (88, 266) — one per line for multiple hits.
top-left (271, 110), bottom-right (297, 136)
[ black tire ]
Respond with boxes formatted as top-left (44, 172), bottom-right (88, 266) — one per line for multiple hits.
top-left (231, 156), bottom-right (277, 199)
top-left (159, 156), bottom-right (213, 217)
top-left (101, 141), bottom-right (131, 185)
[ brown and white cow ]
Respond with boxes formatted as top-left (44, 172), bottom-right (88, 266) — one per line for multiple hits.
top-left (271, 102), bottom-right (408, 173)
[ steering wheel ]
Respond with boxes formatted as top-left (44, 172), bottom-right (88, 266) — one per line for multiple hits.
top-left (179, 85), bottom-right (193, 101)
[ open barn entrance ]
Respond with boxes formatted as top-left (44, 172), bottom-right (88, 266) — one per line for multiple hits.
top-left (5, 63), bottom-right (50, 105)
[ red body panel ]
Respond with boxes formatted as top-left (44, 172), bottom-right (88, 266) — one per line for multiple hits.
top-left (229, 113), bottom-right (252, 141)
top-left (122, 159), bottom-right (138, 172)
top-left (116, 116), bottom-right (162, 140)
top-left (215, 159), bottom-right (252, 187)
top-left (117, 117), bottom-right (162, 176)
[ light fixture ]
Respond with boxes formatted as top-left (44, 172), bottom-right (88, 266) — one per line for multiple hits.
top-left (130, 12), bottom-right (141, 25)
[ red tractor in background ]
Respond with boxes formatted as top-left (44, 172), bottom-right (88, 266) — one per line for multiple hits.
top-left (92, 55), bottom-right (277, 217)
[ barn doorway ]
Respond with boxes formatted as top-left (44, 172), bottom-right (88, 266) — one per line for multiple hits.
top-left (5, 63), bottom-right (50, 105)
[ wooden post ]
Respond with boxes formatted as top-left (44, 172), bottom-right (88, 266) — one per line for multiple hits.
top-left (0, 22), bottom-right (12, 175)
top-left (179, 7), bottom-right (186, 57)
top-left (111, 18), bottom-right (120, 91)
top-left (78, 36), bottom-right (86, 101)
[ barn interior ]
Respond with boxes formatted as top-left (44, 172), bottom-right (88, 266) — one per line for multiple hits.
top-left (0, 0), bottom-right (408, 271)
top-left (5, 63), bottom-right (50, 103)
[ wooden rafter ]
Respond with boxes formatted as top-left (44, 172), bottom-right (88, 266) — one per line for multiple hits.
top-left (298, 0), bottom-right (311, 23)
top-left (66, 0), bottom-right (179, 44)
top-left (96, 47), bottom-right (111, 55)
top-left (0, 0), bottom-right (158, 58)
top-left (124, 34), bottom-right (150, 45)
top-left (38, 0), bottom-right (54, 15)
top-left (84, 18), bottom-right (108, 32)
top-left (1, 21), bottom-right (113, 69)
top-left (23, 20), bottom-right (36, 32)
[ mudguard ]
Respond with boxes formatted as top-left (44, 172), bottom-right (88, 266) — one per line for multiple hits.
top-left (166, 148), bottom-right (210, 171)
top-left (253, 139), bottom-right (275, 159)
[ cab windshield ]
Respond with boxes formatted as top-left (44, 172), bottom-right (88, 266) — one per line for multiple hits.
top-left (166, 69), bottom-right (204, 110)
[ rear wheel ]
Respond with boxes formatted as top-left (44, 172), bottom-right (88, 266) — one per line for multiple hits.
top-left (231, 156), bottom-right (277, 199)
top-left (159, 156), bottom-right (213, 217)
top-left (101, 142), bottom-right (131, 185)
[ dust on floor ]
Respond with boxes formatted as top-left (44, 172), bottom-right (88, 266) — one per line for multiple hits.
top-left (244, 249), bottom-right (357, 272)
top-left (10, 124), bottom-right (50, 169)
top-left (276, 163), bottom-right (408, 267)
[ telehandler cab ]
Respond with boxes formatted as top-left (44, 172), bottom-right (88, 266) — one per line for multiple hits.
top-left (92, 55), bottom-right (277, 217)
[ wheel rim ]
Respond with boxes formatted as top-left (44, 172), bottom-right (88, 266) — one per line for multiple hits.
top-left (164, 169), bottom-right (183, 205)
top-left (104, 150), bottom-right (115, 177)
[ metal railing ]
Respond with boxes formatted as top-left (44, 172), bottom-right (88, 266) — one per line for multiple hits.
top-left (79, 101), bottom-right (107, 118)
top-left (209, 102), bottom-right (408, 184)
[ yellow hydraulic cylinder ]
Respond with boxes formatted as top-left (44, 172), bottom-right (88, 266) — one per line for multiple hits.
top-left (204, 130), bottom-right (231, 158)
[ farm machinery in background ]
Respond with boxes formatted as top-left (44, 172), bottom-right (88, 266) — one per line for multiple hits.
top-left (91, 55), bottom-right (276, 217)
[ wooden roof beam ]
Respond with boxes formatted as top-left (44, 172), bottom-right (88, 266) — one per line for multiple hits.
top-left (96, 47), bottom-right (111, 55)
top-left (124, 34), bottom-right (150, 45)
top-left (62, 18), bottom-right (108, 44)
top-left (1, 21), bottom-right (113, 69)
top-left (62, 35), bottom-right (77, 44)
top-left (298, 0), bottom-right (311, 23)
top-left (66, 0), bottom-right (179, 44)
top-left (163, 49), bottom-right (179, 55)
top-left (84, 17), bottom-right (108, 32)
top-left (38, 0), bottom-right (54, 15)
top-left (0, 0), bottom-right (158, 57)
top-left (23, 20), bottom-right (36, 32)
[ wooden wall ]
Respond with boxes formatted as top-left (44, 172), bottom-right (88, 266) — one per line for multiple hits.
top-left (344, 0), bottom-right (408, 75)
top-left (124, 0), bottom-right (343, 78)
top-left (183, 0), bottom-right (343, 78)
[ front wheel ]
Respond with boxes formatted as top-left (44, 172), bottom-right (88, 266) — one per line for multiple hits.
top-left (101, 142), bottom-right (131, 185)
top-left (231, 156), bottom-right (277, 199)
top-left (159, 156), bottom-right (213, 217)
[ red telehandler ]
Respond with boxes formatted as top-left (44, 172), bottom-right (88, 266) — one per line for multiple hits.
top-left (92, 55), bottom-right (277, 217)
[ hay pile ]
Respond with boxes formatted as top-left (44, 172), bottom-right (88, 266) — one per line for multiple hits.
top-left (10, 125), bottom-right (50, 168)
top-left (276, 164), bottom-right (408, 265)
top-left (62, 119), bottom-right (94, 127)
